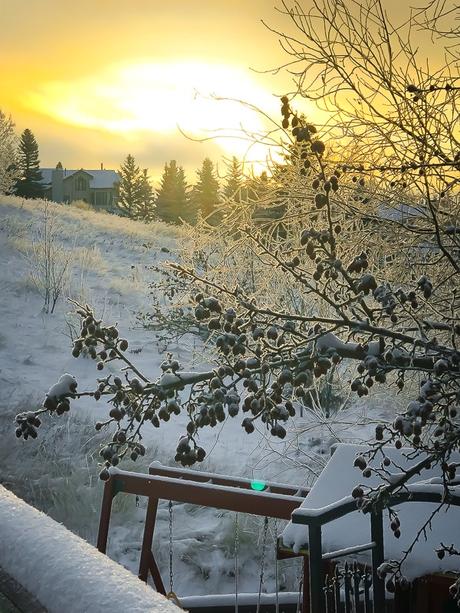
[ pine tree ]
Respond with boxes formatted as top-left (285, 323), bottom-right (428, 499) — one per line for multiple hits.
top-left (192, 158), bottom-right (220, 224)
top-left (223, 156), bottom-right (244, 202)
top-left (118, 154), bottom-right (144, 218)
top-left (155, 160), bottom-right (191, 224)
top-left (135, 169), bottom-right (156, 222)
top-left (14, 129), bottom-right (45, 198)
top-left (177, 166), bottom-right (195, 224)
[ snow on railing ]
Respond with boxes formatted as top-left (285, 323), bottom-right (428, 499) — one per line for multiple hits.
top-left (0, 485), bottom-right (180, 613)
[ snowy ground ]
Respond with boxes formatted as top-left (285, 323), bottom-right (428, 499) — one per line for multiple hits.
top-left (0, 196), bottom-right (396, 598)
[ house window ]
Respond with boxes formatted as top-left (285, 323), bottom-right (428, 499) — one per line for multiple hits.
top-left (76, 176), bottom-right (87, 191)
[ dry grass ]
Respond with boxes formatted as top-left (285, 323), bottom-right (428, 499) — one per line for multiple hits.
top-left (0, 195), bottom-right (185, 248)
top-left (71, 199), bottom-right (93, 211)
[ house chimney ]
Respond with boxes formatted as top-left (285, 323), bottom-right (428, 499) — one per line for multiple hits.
top-left (100, 162), bottom-right (104, 170)
top-left (52, 162), bottom-right (64, 203)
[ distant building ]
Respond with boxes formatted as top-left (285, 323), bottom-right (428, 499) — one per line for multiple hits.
top-left (40, 163), bottom-right (119, 209)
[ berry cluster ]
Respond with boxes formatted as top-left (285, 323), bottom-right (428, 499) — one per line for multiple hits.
top-left (71, 308), bottom-right (129, 368)
top-left (99, 439), bottom-right (146, 481)
top-left (300, 228), bottom-right (340, 281)
top-left (175, 436), bottom-right (206, 466)
top-left (346, 252), bottom-right (369, 274)
top-left (280, 96), bottom-right (326, 181)
top-left (15, 412), bottom-right (41, 440)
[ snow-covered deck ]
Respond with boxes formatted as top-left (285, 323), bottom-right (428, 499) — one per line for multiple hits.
top-left (282, 444), bottom-right (460, 579)
top-left (0, 485), bottom-right (180, 613)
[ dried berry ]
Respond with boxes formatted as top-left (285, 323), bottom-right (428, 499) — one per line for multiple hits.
top-left (311, 140), bottom-right (326, 155)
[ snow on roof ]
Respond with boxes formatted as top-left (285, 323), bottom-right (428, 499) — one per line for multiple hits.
top-left (40, 168), bottom-right (119, 189)
top-left (282, 443), bottom-right (460, 579)
top-left (0, 485), bottom-right (180, 613)
top-left (85, 170), bottom-right (119, 189)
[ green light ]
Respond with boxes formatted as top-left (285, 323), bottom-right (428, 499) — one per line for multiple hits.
top-left (251, 480), bottom-right (266, 491)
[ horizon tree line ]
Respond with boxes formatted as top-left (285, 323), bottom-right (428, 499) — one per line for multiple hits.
top-left (118, 153), bottom-right (264, 225)
top-left (0, 111), bottom-right (276, 226)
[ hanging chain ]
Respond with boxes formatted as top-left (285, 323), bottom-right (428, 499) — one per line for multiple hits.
top-left (168, 499), bottom-right (174, 594)
top-left (256, 516), bottom-right (269, 613)
top-left (296, 557), bottom-right (303, 613)
top-left (274, 520), bottom-right (279, 613)
top-left (234, 512), bottom-right (239, 613)
top-left (166, 499), bottom-right (183, 608)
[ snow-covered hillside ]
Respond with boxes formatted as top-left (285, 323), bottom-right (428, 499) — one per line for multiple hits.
top-left (0, 196), bottom-right (393, 598)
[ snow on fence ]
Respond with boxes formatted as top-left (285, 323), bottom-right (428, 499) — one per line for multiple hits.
top-left (0, 485), bottom-right (180, 613)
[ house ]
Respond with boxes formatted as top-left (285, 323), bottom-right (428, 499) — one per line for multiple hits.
top-left (40, 163), bottom-right (119, 209)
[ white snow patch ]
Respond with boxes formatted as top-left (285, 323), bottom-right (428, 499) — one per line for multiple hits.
top-left (180, 591), bottom-right (300, 607)
top-left (47, 373), bottom-right (77, 399)
top-left (316, 332), bottom-right (357, 353)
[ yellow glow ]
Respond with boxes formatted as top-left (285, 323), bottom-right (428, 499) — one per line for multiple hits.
top-left (26, 60), bottom-right (287, 163)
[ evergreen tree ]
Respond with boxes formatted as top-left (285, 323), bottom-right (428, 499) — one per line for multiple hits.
top-left (192, 158), bottom-right (220, 224)
top-left (177, 166), bottom-right (195, 224)
top-left (14, 129), bottom-right (45, 198)
top-left (223, 156), bottom-right (244, 202)
top-left (118, 154), bottom-right (144, 218)
top-left (135, 169), bottom-right (156, 222)
top-left (155, 160), bottom-right (191, 224)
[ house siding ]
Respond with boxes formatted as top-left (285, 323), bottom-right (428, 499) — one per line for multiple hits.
top-left (63, 170), bottom-right (93, 203)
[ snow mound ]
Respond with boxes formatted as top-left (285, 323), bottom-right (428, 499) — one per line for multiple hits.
top-left (47, 373), bottom-right (77, 399)
top-left (0, 485), bottom-right (180, 613)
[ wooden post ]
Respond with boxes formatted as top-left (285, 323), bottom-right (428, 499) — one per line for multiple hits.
top-left (308, 524), bottom-right (325, 613)
top-left (97, 477), bottom-right (115, 553)
top-left (147, 551), bottom-right (166, 595)
top-left (138, 497), bottom-right (165, 594)
top-left (370, 508), bottom-right (385, 613)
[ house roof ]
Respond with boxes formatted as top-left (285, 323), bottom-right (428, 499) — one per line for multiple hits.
top-left (40, 168), bottom-right (119, 189)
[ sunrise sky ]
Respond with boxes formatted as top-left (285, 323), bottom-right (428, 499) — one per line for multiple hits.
top-left (1, 0), bottom-right (440, 182)
top-left (1, 1), bottom-right (304, 181)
